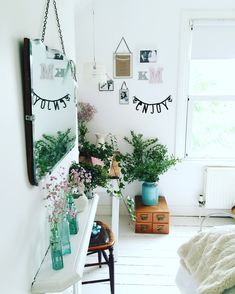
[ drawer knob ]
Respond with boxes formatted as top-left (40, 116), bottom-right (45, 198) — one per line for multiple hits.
top-left (140, 214), bottom-right (148, 221)
top-left (156, 225), bottom-right (164, 231)
top-left (156, 215), bottom-right (165, 221)
top-left (141, 225), bottom-right (148, 232)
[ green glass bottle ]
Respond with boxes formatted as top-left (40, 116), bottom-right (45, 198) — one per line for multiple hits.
top-left (66, 193), bottom-right (78, 235)
top-left (58, 217), bottom-right (71, 255)
top-left (50, 226), bottom-right (64, 270)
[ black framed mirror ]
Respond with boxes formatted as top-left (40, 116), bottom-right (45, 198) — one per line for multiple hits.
top-left (22, 38), bottom-right (77, 185)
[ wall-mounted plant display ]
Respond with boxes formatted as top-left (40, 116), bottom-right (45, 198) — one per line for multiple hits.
top-left (113, 37), bottom-right (132, 78)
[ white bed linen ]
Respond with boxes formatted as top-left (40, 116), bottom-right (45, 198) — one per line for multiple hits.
top-left (176, 264), bottom-right (235, 294)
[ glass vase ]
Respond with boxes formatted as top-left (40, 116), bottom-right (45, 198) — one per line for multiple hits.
top-left (50, 225), bottom-right (64, 270)
top-left (66, 193), bottom-right (79, 235)
top-left (57, 217), bottom-right (71, 255)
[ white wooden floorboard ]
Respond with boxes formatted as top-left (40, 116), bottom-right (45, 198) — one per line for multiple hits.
top-left (81, 215), bottom-right (235, 294)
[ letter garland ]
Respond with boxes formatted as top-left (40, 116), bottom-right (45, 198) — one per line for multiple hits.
top-left (133, 95), bottom-right (172, 114)
top-left (32, 91), bottom-right (70, 110)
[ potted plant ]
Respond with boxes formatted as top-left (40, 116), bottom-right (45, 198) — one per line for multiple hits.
top-left (69, 161), bottom-right (110, 199)
top-left (118, 131), bottom-right (179, 205)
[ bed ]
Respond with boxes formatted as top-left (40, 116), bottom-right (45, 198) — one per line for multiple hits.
top-left (176, 213), bottom-right (235, 294)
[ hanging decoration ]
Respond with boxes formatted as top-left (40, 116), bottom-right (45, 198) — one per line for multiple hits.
top-left (138, 67), bottom-right (163, 83)
top-left (113, 37), bottom-right (132, 78)
top-left (32, 91), bottom-right (70, 110)
top-left (84, 5), bottom-right (106, 81)
top-left (41, 0), bottom-right (66, 55)
top-left (98, 74), bottom-right (114, 91)
top-left (119, 81), bottom-right (129, 105)
top-left (133, 95), bottom-right (172, 114)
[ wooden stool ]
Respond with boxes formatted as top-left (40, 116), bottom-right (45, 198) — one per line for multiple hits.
top-left (82, 221), bottom-right (115, 294)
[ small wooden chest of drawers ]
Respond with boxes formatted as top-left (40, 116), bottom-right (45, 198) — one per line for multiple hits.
top-left (135, 195), bottom-right (169, 234)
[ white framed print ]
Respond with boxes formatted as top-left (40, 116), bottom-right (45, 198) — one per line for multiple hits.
top-left (139, 49), bottom-right (158, 63)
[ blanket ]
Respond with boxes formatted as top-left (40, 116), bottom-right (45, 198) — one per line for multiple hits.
top-left (177, 225), bottom-right (235, 294)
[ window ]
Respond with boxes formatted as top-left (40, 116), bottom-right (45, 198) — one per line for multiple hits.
top-left (185, 20), bottom-right (235, 159)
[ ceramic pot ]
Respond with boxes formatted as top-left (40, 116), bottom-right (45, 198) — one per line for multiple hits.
top-left (73, 193), bottom-right (88, 212)
top-left (142, 181), bottom-right (158, 206)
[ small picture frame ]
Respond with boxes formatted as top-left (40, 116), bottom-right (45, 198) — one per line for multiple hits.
top-left (99, 79), bottom-right (114, 91)
top-left (139, 49), bottom-right (158, 63)
top-left (119, 89), bottom-right (129, 104)
top-left (113, 53), bottom-right (132, 78)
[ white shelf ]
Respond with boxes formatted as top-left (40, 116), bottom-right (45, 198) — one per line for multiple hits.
top-left (31, 195), bottom-right (99, 294)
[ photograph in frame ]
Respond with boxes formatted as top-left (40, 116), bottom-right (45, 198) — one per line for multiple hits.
top-left (99, 79), bottom-right (114, 91)
top-left (139, 49), bottom-right (158, 63)
top-left (119, 89), bottom-right (129, 104)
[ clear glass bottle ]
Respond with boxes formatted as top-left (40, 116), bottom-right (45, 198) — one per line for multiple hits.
top-left (66, 193), bottom-right (78, 235)
top-left (50, 226), bottom-right (64, 270)
top-left (57, 217), bottom-right (71, 255)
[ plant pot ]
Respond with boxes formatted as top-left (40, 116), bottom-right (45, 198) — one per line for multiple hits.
top-left (73, 193), bottom-right (88, 212)
top-left (91, 156), bottom-right (104, 166)
top-left (142, 181), bottom-right (158, 206)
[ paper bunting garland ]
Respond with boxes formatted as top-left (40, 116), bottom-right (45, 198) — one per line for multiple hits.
top-left (32, 91), bottom-right (70, 110)
top-left (133, 95), bottom-right (172, 114)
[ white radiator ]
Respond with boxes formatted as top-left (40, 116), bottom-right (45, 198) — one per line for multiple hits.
top-left (204, 167), bottom-right (235, 209)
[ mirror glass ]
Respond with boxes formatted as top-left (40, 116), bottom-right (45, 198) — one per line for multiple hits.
top-left (23, 38), bottom-right (77, 185)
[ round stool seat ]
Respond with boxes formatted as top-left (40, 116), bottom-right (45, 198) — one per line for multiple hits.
top-left (89, 221), bottom-right (115, 251)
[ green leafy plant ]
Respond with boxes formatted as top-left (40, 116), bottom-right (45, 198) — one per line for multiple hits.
top-left (69, 161), bottom-right (110, 191)
top-left (34, 128), bottom-right (75, 179)
top-left (118, 131), bottom-right (179, 183)
top-left (79, 140), bottom-right (114, 168)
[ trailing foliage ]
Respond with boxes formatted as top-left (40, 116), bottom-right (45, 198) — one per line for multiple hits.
top-left (118, 131), bottom-right (179, 183)
top-left (35, 128), bottom-right (75, 179)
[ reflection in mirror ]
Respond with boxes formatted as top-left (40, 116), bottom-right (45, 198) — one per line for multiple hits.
top-left (23, 38), bottom-right (77, 185)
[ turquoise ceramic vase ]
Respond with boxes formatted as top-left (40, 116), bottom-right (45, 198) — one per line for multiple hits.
top-left (142, 181), bottom-right (158, 206)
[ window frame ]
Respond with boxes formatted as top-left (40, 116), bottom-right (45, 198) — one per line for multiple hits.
top-left (175, 10), bottom-right (235, 163)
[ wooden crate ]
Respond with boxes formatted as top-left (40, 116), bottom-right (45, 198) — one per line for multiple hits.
top-left (135, 195), bottom-right (169, 234)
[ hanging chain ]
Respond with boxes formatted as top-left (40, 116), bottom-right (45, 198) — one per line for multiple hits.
top-left (41, 0), bottom-right (66, 55)
top-left (53, 0), bottom-right (66, 55)
top-left (41, 0), bottom-right (50, 43)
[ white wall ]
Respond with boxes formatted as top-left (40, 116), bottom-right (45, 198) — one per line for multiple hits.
top-left (0, 0), bottom-right (76, 293)
top-left (75, 0), bottom-right (235, 215)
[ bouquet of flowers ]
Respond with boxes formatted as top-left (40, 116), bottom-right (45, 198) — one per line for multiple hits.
top-left (42, 172), bottom-right (68, 226)
top-left (69, 164), bottom-right (92, 197)
top-left (77, 102), bottom-right (97, 144)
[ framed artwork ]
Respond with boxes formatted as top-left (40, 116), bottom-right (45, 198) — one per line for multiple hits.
top-left (113, 37), bottom-right (133, 78)
top-left (114, 53), bottom-right (132, 78)
top-left (139, 49), bottom-right (158, 63)
top-left (99, 78), bottom-right (114, 91)
top-left (119, 81), bottom-right (129, 104)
